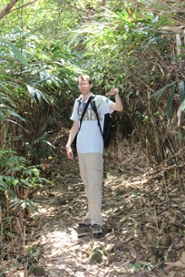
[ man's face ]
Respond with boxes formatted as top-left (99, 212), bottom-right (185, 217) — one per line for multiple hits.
top-left (78, 79), bottom-right (92, 95)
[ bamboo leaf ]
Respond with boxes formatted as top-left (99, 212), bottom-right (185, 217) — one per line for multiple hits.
top-left (179, 80), bottom-right (185, 103)
top-left (35, 90), bottom-right (42, 104)
top-left (6, 110), bottom-right (26, 122)
top-left (26, 84), bottom-right (36, 103)
top-left (151, 81), bottom-right (176, 102)
top-left (0, 39), bottom-right (28, 66)
top-left (0, 83), bottom-right (10, 92)
top-left (26, 84), bottom-right (52, 104)
top-left (41, 140), bottom-right (56, 149)
top-left (167, 83), bottom-right (176, 119)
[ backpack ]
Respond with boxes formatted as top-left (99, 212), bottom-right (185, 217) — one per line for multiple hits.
top-left (72, 95), bottom-right (112, 150)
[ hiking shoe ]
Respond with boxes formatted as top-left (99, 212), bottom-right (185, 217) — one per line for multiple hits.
top-left (92, 224), bottom-right (103, 238)
top-left (78, 218), bottom-right (91, 228)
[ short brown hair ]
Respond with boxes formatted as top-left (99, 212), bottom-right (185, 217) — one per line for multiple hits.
top-left (78, 75), bottom-right (92, 84)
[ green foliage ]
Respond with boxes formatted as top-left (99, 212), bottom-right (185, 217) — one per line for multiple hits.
top-left (179, 80), bottom-right (185, 103)
top-left (30, 266), bottom-right (46, 276)
top-left (126, 261), bottom-right (152, 271)
top-left (151, 82), bottom-right (177, 104)
top-left (167, 84), bottom-right (176, 119)
top-left (0, 39), bottom-right (28, 65)
top-left (0, 148), bottom-right (52, 259)
top-left (0, 149), bottom-right (51, 194)
top-left (67, 6), bottom-right (174, 95)
top-left (0, 92), bottom-right (26, 123)
top-left (151, 80), bottom-right (185, 122)
top-left (25, 131), bottom-right (56, 161)
top-left (90, 246), bottom-right (104, 263)
top-left (26, 84), bottom-right (54, 105)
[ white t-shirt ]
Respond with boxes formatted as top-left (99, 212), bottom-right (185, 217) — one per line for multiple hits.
top-left (70, 93), bottom-right (114, 154)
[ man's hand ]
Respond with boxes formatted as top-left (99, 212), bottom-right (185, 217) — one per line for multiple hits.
top-left (106, 88), bottom-right (119, 97)
top-left (66, 145), bottom-right (74, 160)
top-left (107, 88), bottom-right (123, 112)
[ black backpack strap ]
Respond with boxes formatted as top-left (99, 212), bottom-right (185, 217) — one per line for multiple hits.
top-left (79, 95), bottom-right (94, 130)
top-left (91, 98), bottom-right (103, 138)
top-left (73, 96), bottom-right (94, 151)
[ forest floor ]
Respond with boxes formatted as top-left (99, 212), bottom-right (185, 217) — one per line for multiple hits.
top-left (3, 124), bottom-right (185, 277)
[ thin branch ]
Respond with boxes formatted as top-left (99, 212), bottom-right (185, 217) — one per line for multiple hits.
top-left (11, 0), bottom-right (38, 13)
top-left (0, 0), bottom-right (19, 20)
top-left (0, 0), bottom-right (38, 20)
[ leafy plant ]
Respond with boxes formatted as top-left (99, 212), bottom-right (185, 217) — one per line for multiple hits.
top-left (25, 132), bottom-right (56, 163)
top-left (0, 148), bottom-right (52, 264)
top-left (0, 149), bottom-right (52, 193)
top-left (0, 39), bottom-right (28, 65)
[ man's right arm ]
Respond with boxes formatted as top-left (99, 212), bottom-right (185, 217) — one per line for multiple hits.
top-left (66, 121), bottom-right (79, 159)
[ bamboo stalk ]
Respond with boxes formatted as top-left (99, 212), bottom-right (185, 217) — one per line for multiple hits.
top-left (23, 226), bottom-right (27, 277)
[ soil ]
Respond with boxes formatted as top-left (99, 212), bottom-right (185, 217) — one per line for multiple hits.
top-left (3, 123), bottom-right (185, 277)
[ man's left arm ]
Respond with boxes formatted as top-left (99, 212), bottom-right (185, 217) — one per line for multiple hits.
top-left (106, 88), bottom-right (123, 112)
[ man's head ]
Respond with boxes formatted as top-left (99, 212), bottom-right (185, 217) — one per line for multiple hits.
top-left (78, 75), bottom-right (92, 85)
top-left (78, 75), bottom-right (93, 96)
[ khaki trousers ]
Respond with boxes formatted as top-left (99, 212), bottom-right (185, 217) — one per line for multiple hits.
top-left (78, 153), bottom-right (103, 226)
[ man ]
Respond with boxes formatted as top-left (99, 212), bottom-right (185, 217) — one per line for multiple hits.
top-left (66, 75), bottom-right (123, 238)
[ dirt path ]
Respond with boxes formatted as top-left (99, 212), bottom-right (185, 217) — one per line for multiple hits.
top-left (6, 126), bottom-right (185, 277)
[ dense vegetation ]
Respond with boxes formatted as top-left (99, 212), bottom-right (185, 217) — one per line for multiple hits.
top-left (1, 0), bottom-right (185, 275)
